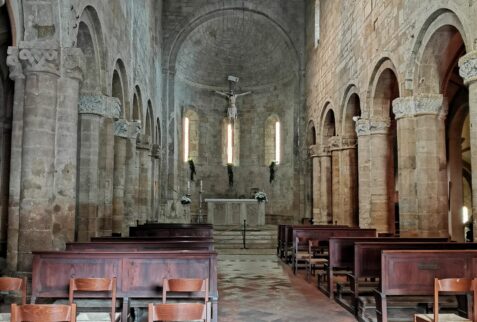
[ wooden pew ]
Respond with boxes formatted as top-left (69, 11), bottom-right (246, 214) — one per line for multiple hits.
top-left (129, 223), bottom-right (213, 238)
top-left (325, 237), bottom-right (448, 301)
top-left (291, 228), bottom-right (376, 273)
top-left (280, 224), bottom-right (348, 261)
top-left (66, 240), bottom-right (215, 252)
top-left (31, 250), bottom-right (218, 322)
top-left (374, 250), bottom-right (477, 322)
top-left (91, 236), bottom-right (212, 242)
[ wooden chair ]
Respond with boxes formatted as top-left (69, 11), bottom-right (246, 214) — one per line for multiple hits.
top-left (148, 303), bottom-right (208, 322)
top-left (162, 278), bottom-right (208, 303)
top-left (305, 239), bottom-right (328, 282)
top-left (293, 237), bottom-right (310, 274)
top-left (414, 278), bottom-right (477, 322)
top-left (69, 277), bottom-right (119, 322)
top-left (10, 304), bottom-right (76, 322)
top-left (154, 278), bottom-right (210, 321)
top-left (0, 277), bottom-right (27, 305)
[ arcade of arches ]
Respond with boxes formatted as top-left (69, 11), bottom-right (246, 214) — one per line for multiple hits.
top-left (0, 0), bottom-right (475, 309)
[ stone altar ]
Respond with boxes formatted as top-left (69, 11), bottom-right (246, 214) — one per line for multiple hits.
top-left (204, 199), bottom-right (265, 226)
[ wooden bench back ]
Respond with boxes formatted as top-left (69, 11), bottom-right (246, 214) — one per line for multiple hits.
top-left (328, 237), bottom-right (449, 268)
top-left (355, 242), bottom-right (477, 280)
top-left (66, 240), bottom-right (214, 252)
top-left (130, 224), bottom-right (213, 238)
top-left (292, 228), bottom-right (376, 251)
top-left (91, 236), bottom-right (212, 242)
top-left (162, 278), bottom-right (208, 304)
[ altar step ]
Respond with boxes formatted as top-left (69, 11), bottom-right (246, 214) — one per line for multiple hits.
top-left (213, 225), bottom-right (277, 255)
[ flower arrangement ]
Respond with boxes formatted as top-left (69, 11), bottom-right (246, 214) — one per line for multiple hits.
top-left (254, 191), bottom-right (268, 202)
top-left (180, 194), bottom-right (192, 205)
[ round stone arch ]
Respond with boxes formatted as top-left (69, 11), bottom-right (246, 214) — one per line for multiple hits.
top-left (411, 10), bottom-right (468, 95)
top-left (145, 100), bottom-right (154, 139)
top-left (166, 7), bottom-right (301, 73)
top-left (111, 59), bottom-right (130, 120)
top-left (319, 103), bottom-right (337, 147)
top-left (76, 5), bottom-right (106, 94)
top-left (307, 120), bottom-right (317, 147)
top-left (340, 84), bottom-right (361, 137)
top-left (5, 0), bottom-right (18, 46)
top-left (367, 58), bottom-right (401, 120)
top-left (407, 8), bottom-right (471, 95)
top-left (132, 85), bottom-right (143, 124)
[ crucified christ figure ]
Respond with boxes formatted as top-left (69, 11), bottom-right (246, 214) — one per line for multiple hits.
top-left (215, 89), bottom-right (252, 120)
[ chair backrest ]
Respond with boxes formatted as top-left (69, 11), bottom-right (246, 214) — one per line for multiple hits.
top-left (69, 277), bottom-right (116, 321)
top-left (0, 277), bottom-right (27, 305)
top-left (433, 278), bottom-right (477, 322)
top-left (148, 303), bottom-right (208, 322)
top-left (162, 278), bottom-right (208, 304)
top-left (308, 239), bottom-right (320, 255)
top-left (10, 304), bottom-right (76, 322)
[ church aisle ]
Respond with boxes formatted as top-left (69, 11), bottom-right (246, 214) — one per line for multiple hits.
top-left (218, 255), bottom-right (355, 322)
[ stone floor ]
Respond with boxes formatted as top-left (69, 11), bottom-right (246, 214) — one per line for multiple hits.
top-left (218, 255), bottom-right (356, 322)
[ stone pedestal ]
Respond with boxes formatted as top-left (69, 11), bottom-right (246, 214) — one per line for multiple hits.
top-left (459, 51), bottom-right (477, 241)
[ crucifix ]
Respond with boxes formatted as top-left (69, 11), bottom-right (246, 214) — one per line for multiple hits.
top-left (214, 76), bottom-right (251, 120)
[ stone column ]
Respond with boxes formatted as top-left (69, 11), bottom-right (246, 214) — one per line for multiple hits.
top-left (112, 119), bottom-right (128, 235)
top-left (308, 145), bottom-right (321, 224)
top-left (329, 137), bottom-right (340, 224)
top-left (334, 136), bottom-right (358, 227)
top-left (77, 95), bottom-right (120, 241)
top-left (53, 48), bottom-right (84, 249)
top-left (356, 120), bottom-right (371, 228)
top-left (318, 146), bottom-right (331, 224)
top-left (459, 51), bottom-right (477, 240)
top-left (137, 134), bottom-right (151, 225)
top-left (393, 95), bottom-right (448, 237)
top-left (6, 47), bottom-right (25, 272)
top-left (18, 45), bottom-right (59, 270)
top-left (151, 144), bottom-right (161, 222)
top-left (123, 122), bottom-right (141, 235)
top-left (356, 118), bottom-right (391, 233)
top-left (392, 97), bottom-right (417, 236)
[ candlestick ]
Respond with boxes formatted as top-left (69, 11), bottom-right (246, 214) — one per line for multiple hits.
top-left (187, 181), bottom-right (191, 194)
top-left (200, 180), bottom-right (203, 192)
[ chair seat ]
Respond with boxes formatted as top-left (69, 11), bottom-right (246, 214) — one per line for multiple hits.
top-left (306, 258), bottom-right (328, 264)
top-left (77, 312), bottom-right (121, 322)
top-left (415, 313), bottom-right (471, 322)
top-left (296, 251), bottom-right (309, 259)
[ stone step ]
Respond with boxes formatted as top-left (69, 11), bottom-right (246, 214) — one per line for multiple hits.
top-left (217, 248), bottom-right (277, 255)
top-left (215, 243), bottom-right (276, 249)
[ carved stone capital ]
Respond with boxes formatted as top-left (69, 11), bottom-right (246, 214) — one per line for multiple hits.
top-left (62, 47), bottom-right (85, 81)
top-left (392, 94), bottom-right (444, 120)
top-left (355, 118), bottom-right (390, 136)
top-left (459, 51), bottom-right (477, 86)
top-left (18, 41), bottom-right (59, 75)
top-left (308, 144), bottom-right (320, 158)
top-left (79, 95), bottom-right (121, 119)
top-left (6, 47), bottom-right (24, 80)
top-left (152, 144), bottom-right (161, 159)
top-left (328, 136), bottom-right (357, 151)
top-left (136, 133), bottom-right (151, 150)
top-left (114, 120), bottom-right (141, 139)
top-left (114, 119), bottom-right (129, 138)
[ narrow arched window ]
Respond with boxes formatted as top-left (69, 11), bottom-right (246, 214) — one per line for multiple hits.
top-left (265, 115), bottom-right (281, 165)
top-left (314, 0), bottom-right (320, 47)
top-left (222, 119), bottom-right (240, 165)
top-left (183, 110), bottom-right (199, 162)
